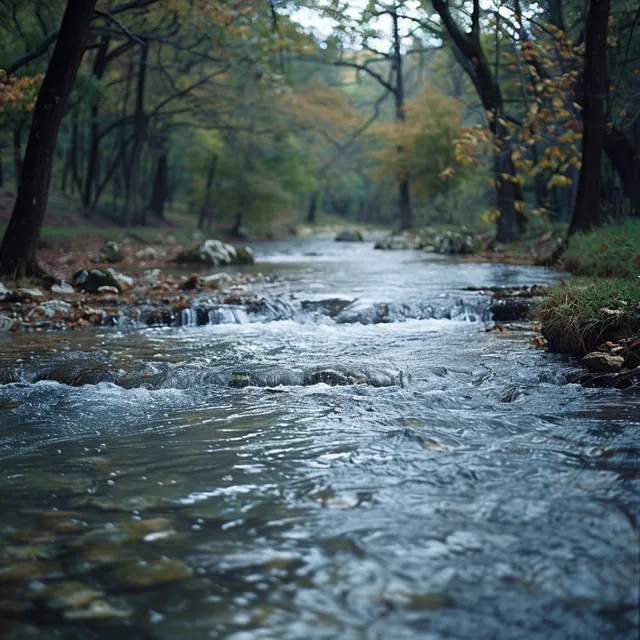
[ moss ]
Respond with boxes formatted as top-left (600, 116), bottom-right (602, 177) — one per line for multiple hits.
top-left (562, 220), bottom-right (640, 278)
top-left (537, 278), bottom-right (640, 355)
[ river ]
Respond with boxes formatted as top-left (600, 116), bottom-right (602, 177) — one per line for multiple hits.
top-left (0, 236), bottom-right (638, 639)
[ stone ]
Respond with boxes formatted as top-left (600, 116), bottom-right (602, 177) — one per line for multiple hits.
top-left (99, 241), bottom-right (122, 263)
top-left (0, 282), bottom-right (11, 301)
top-left (234, 246), bottom-right (255, 264)
top-left (73, 269), bottom-right (122, 294)
top-left (64, 599), bottom-right (133, 620)
top-left (306, 370), bottom-right (350, 386)
top-left (40, 582), bottom-right (104, 610)
top-left (135, 247), bottom-right (159, 260)
top-left (0, 563), bottom-right (43, 583)
top-left (108, 558), bottom-right (193, 587)
top-left (434, 231), bottom-right (476, 255)
top-left (51, 282), bottom-right (75, 295)
top-left (228, 372), bottom-right (254, 388)
top-left (106, 268), bottom-right (134, 289)
top-left (335, 230), bottom-right (364, 242)
top-left (201, 272), bottom-right (233, 287)
top-left (0, 315), bottom-right (13, 332)
top-left (39, 300), bottom-right (72, 318)
top-left (97, 286), bottom-right (119, 295)
top-left (374, 233), bottom-right (425, 250)
top-left (581, 352), bottom-right (625, 373)
top-left (174, 239), bottom-right (253, 266)
top-left (18, 288), bottom-right (44, 299)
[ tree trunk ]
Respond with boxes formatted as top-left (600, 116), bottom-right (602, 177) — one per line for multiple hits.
top-left (124, 43), bottom-right (148, 227)
top-left (0, 0), bottom-right (97, 278)
top-left (150, 152), bottom-right (169, 219)
top-left (392, 10), bottom-right (413, 230)
top-left (198, 154), bottom-right (217, 230)
top-left (568, 0), bottom-right (610, 236)
top-left (83, 38), bottom-right (110, 213)
top-left (12, 121), bottom-right (24, 187)
top-left (431, 0), bottom-right (524, 241)
top-left (306, 190), bottom-right (319, 224)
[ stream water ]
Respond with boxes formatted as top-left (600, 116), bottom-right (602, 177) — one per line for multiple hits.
top-left (0, 237), bottom-right (638, 639)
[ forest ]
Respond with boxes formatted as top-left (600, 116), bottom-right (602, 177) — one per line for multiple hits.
top-left (0, 1), bottom-right (639, 638)
top-left (0, 0), bottom-right (638, 277)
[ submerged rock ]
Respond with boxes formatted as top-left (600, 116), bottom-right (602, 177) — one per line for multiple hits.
top-left (306, 370), bottom-right (350, 386)
top-left (335, 230), bottom-right (364, 242)
top-left (581, 352), bottom-right (625, 373)
top-left (228, 372), bottom-right (255, 388)
top-left (108, 558), bottom-right (193, 587)
top-left (63, 599), bottom-right (133, 620)
top-left (40, 582), bottom-right (104, 611)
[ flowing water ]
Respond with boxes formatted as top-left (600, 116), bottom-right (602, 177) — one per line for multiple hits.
top-left (0, 237), bottom-right (638, 639)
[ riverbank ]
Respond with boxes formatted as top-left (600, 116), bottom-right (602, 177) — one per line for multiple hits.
top-left (534, 221), bottom-right (640, 389)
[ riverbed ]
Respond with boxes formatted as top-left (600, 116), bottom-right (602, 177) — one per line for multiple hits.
top-left (0, 237), bottom-right (638, 638)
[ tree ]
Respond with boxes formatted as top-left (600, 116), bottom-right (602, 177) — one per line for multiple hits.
top-left (430, 0), bottom-right (525, 242)
top-left (0, 0), bottom-right (97, 278)
top-left (567, 0), bottom-right (611, 235)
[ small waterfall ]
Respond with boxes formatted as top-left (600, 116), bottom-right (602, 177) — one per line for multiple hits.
top-left (180, 308), bottom-right (198, 327)
top-left (208, 307), bottom-right (238, 324)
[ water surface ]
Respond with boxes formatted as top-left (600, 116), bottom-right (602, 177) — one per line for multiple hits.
top-left (0, 237), bottom-right (638, 638)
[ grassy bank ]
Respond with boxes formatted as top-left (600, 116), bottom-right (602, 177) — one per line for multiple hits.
top-left (538, 278), bottom-right (640, 355)
top-left (561, 220), bottom-right (640, 278)
top-left (536, 220), bottom-right (640, 371)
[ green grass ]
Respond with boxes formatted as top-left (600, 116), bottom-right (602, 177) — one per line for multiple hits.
top-left (562, 220), bottom-right (640, 278)
top-left (537, 278), bottom-right (640, 355)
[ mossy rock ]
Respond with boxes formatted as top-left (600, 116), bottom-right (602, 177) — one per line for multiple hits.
top-left (73, 269), bottom-right (122, 294)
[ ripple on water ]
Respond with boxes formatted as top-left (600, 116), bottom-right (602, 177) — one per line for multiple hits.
top-left (0, 238), bottom-right (638, 639)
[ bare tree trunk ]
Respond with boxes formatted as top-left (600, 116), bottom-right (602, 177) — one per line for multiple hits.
top-left (12, 121), bottom-right (24, 187)
top-left (432, 0), bottom-right (524, 242)
top-left (150, 151), bottom-right (169, 219)
top-left (306, 190), bottom-right (319, 224)
top-left (392, 9), bottom-right (413, 230)
top-left (568, 0), bottom-right (610, 236)
top-left (0, 0), bottom-right (98, 278)
top-left (198, 154), bottom-right (217, 230)
top-left (124, 42), bottom-right (148, 227)
top-left (83, 37), bottom-right (110, 214)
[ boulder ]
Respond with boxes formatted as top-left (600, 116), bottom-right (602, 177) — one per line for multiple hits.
top-left (335, 230), bottom-right (364, 242)
top-left (106, 268), bottom-right (134, 290)
top-left (99, 241), bottom-right (122, 263)
top-left (173, 239), bottom-right (254, 266)
top-left (581, 352), bottom-right (625, 373)
top-left (51, 282), bottom-right (75, 295)
top-left (234, 246), bottom-right (255, 264)
top-left (0, 315), bottom-right (13, 332)
top-left (73, 269), bottom-right (122, 294)
top-left (434, 231), bottom-right (476, 255)
top-left (134, 247), bottom-right (159, 260)
top-left (0, 282), bottom-right (10, 301)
